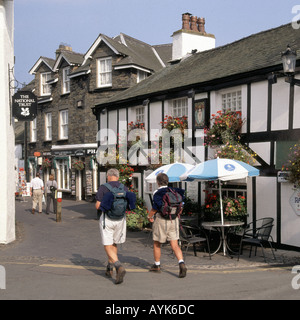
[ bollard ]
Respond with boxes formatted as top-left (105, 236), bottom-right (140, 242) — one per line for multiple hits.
top-left (56, 191), bottom-right (62, 222)
top-left (56, 198), bottom-right (62, 222)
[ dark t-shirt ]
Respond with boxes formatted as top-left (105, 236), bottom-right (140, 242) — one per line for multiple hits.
top-left (95, 181), bottom-right (128, 202)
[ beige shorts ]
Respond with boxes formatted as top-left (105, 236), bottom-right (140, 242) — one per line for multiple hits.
top-left (152, 214), bottom-right (180, 243)
top-left (99, 214), bottom-right (126, 246)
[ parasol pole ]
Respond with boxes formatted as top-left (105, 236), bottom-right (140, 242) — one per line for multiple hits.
top-left (219, 179), bottom-right (224, 225)
top-left (219, 179), bottom-right (226, 255)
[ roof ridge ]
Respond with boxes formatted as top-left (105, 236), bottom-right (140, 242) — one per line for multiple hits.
top-left (119, 33), bottom-right (154, 48)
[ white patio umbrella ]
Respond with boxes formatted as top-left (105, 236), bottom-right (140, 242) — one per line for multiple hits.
top-left (180, 158), bottom-right (260, 225)
top-left (145, 162), bottom-right (195, 183)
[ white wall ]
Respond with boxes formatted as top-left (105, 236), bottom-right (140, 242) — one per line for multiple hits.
top-left (172, 31), bottom-right (215, 60)
top-left (250, 81), bottom-right (268, 132)
top-left (281, 184), bottom-right (300, 247)
top-left (271, 77), bottom-right (289, 131)
top-left (255, 177), bottom-right (277, 242)
top-left (293, 85), bottom-right (300, 129)
top-left (0, 0), bottom-right (15, 244)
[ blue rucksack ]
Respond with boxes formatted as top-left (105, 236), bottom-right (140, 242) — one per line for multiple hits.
top-left (103, 183), bottom-right (127, 220)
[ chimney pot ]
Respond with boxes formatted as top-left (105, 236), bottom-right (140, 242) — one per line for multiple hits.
top-left (190, 16), bottom-right (198, 32)
top-left (182, 13), bottom-right (191, 30)
top-left (197, 17), bottom-right (206, 33)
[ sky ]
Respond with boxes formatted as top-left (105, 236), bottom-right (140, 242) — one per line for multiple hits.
top-left (13, 0), bottom-right (300, 85)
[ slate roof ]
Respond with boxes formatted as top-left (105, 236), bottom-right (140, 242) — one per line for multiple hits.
top-left (88, 33), bottom-right (170, 72)
top-left (95, 22), bottom-right (300, 108)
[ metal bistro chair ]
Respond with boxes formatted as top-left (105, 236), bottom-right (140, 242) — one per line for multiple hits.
top-left (179, 224), bottom-right (211, 260)
top-left (238, 217), bottom-right (276, 262)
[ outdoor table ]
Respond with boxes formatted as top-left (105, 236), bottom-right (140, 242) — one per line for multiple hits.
top-left (180, 215), bottom-right (198, 226)
top-left (202, 221), bottom-right (244, 257)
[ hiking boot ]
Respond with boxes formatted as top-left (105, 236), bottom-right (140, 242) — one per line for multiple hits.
top-left (105, 265), bottom-right (113, 278)
top-left (115, 265), bottom-right (126, 284)
top-left (179, 262), bottom-right (187, 278)
top-left (149, 264), bottom-right (161, 273)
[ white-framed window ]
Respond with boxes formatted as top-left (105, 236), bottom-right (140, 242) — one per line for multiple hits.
top-left (59, 109), bottom-right (68, 139)
top-left (222, 90), bottom-right (242, 113)
top-left (171, 97), bottom-right (188, 118)
top-left (135, 106), bottom-right (145, 123)
top-left (45, 112), bottom-right (52, 141)
top-left (30, 118), bottom-right (37, 142)
top-left (40, 72), bottom-right (51, 96)
top-left (56, 159), bottom-right (70, 190)
top-left (62, 67), bottom-right (70, 94)
top-left (137, 70), bottom-right (147, 83)
top-left (97, 57), bottom-right (112, 87)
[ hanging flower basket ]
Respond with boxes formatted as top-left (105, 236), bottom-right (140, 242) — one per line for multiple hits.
top-left (282, 142), bottom-right (300, 187)
top-left (73, 160), bottom-right (85, 171)
top-left (42, 158), bottom-right (52, 169)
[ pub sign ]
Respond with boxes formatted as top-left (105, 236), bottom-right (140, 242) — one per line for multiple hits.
top-left (12, 91), bottom-right (37, 121)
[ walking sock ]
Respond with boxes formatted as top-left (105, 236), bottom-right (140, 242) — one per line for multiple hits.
top-left (114, 260), bottom-right (122, 270)
top-left (178, 260), bottom-right (184, 265)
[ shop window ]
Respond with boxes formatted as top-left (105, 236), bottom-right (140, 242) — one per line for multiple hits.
top-left (56, 159), bottom-right (70, 191)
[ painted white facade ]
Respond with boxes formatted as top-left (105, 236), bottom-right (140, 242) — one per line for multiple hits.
top-left (172, 30), bottom-right (215, 60)
top-left (0, 0), bottom-right (15, 244)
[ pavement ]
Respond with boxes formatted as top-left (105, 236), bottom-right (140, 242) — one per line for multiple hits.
top-left (1, 198), bottom-right (300, 269)
top-left (0, 198), bottom-right (300, 300)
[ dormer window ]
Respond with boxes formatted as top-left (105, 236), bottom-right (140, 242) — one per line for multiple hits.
top-left (97, 57), bottom-right (112, 87)
top-left (41, 72), bottom-right (51, 96)
top-left (62, 67), bottom-right (70, 94)
top-left (137, 70), bottom-right (147, 83)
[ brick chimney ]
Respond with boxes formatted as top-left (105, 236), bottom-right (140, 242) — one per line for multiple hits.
top-left (171, 13), bottom-right (215, 61)
top-left (56, 44), bottom-right (72, 59)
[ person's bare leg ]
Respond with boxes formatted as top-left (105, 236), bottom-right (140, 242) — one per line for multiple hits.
top-left (104, 244), bottom-right (125, 284)
top-left (170, 240), bottom-right (187, 278)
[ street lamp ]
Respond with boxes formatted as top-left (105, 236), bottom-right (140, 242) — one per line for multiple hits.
top-left (281, 45), bottom-right (300, 86)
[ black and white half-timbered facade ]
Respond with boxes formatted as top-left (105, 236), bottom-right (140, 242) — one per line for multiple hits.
top-left (94, 19), bottom-right (300, 249)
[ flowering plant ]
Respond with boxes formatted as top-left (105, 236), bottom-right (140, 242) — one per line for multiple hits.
top-left (73, 160), bottom-right (85, 171)
top-left (214, 142), bottom-right (257, 165)
top-left (202, 189), bottom-right (247, 221)
top-left (205, 110), bottom-right (243, 146)
top-left (224, 195), bottom-right (247, 217)
top-left (160, 115), bottom-right (188, 134)
top-left (42, 158), bottom-right (51, 169)
top-left (126, 205), bottom-right (149, 230)
top-left (128, 120), bottom-right (145, 131)
top-left (118, 163), bottom-right (134, 187)
top-left (281, 142), bottom-right (300, 187)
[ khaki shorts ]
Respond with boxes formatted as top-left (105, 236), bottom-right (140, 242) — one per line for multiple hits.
top-left (152, 214), bottom-right (179, 243)
top-left (99, 214), bottom-right (126, 246)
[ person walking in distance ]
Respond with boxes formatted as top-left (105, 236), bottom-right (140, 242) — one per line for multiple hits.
top-left (95, 168), bottom-right (136, 284)
top-left (147, 173), bottom-right (187, 278)
top-left (30, 172), bottom-right (44, 214)
top-left (45, 174), bottom-right (58, 215)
